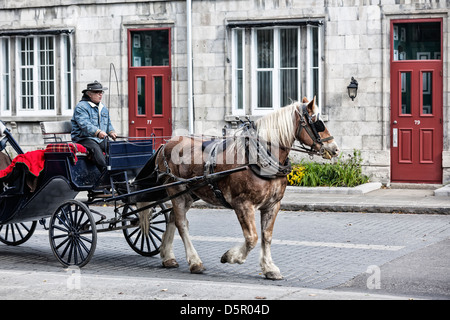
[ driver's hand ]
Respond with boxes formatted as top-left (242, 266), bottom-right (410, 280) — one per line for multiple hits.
top-left (97, 131), bottom-right (108, 139)
top-left (109, 132), bottom-right (117, 141)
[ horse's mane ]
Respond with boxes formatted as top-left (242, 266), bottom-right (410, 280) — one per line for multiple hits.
top-left (255, 102), bottom-right (299, 147)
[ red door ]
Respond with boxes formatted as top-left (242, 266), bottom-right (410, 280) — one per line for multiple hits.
top-left (390, 20), bottom-right (443, 183)
top-left (128, 28), bottom-right (172, 148)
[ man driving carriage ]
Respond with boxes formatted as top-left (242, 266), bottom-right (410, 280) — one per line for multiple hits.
top-left (71, 81), bottom-right (117, 171)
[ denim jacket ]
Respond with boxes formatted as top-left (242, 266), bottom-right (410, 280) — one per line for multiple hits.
top-left (71, 99), bottom-right (115, 143)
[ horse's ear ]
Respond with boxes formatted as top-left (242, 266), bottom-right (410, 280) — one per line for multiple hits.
top-left (307, 96), bottom-right (316, 111)
top-left (302, 97), bottom-right (309, 103)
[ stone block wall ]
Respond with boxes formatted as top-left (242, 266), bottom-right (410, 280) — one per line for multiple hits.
top-left (0, 0), bottom-right (449, 183)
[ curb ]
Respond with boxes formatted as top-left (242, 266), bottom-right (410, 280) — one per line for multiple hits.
top-left (279, 201), bottom-right (449, 215)
top-left (285, 182), bottom-right (382, 195)
top-left (435, 184), bottom-right (450, 197)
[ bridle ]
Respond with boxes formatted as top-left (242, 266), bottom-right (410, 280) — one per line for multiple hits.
top-left (294, 104), bottom-right (334, 157)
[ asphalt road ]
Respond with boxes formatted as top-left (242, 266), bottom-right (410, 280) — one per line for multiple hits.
top-left (0, 207), bottom-right (449, 301)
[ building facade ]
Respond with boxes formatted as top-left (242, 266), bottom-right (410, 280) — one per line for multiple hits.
top-left (0, 0), bottom-right (448, 184)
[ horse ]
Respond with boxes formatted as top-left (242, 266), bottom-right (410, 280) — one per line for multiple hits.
top-left (135, 97), bottom-right (339, 280)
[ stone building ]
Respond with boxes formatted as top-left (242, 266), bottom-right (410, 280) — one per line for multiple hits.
top-left (0, 0), bottom-right (448, 184)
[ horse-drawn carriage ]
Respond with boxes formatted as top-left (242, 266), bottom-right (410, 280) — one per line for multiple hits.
top-left (0, 98), bottom-right (339, 280)
top-left (0, 119), bottom-right (245, 268)
top-left (0, 120), bottom-right (173, 267)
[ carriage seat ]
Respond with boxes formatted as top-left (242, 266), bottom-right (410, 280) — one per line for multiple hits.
top-left (40, 120), bottom-right (72, 144)
top-left (40, 120), bottom-right (88, 162)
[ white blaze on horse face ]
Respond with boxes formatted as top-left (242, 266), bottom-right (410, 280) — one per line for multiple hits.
top-left (322, 139), bottom-right (340, 158)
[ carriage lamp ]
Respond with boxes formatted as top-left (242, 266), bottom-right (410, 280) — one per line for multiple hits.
top-left (347, 77), bottom-right (358, 101)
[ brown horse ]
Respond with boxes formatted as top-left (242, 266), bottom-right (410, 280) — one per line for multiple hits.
top-left (138, 97), bottom-right (339, 280)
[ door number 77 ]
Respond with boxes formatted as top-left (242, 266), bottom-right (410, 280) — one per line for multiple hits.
top-left (414, 120), bottom-right (420, 125)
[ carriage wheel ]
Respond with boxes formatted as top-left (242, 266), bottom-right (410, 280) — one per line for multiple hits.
top-left (49, 200), bottom-right (97, 268)
top-left (122, 203), bottom-right (169, 257)
top-left (0, 221), bottom-right (37, 246)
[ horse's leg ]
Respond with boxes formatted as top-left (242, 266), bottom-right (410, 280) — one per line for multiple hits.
top-left (221, 205), bottom-right (258, 264)
top-left (160, 209), bottom-right (179, 268)
top-left (170, 193), bottom-right (205, 273)
top-left (260, 202), bottom-right (283, 280)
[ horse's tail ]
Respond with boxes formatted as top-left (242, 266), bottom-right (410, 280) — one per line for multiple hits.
top-left (137, 202), bottom-right (152, 236)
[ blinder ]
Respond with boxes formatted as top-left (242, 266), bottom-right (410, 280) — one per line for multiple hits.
top-left (297, 104), bottom-right (334, 154)
top-left (313, 119), bottom-right (326, 133)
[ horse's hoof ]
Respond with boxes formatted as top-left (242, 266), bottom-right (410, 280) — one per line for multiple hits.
top-left (265, 271), bottom-right (283, 280)
top-left (162, 259), bottom-right (179, 268)
top-left (190, 263), bottom-right (206, 274)
top-left (221, 250), bottom-right (245, 264)
top-left (220, 252), bottom-right (229, 263)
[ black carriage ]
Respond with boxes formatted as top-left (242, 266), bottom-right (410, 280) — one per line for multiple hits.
top-left (0, 120), bottom-right (170, 267)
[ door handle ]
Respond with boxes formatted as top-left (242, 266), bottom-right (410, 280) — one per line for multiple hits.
top-left (393, 128), bottom-right (398, 148)
top-left (131, 121), bottom-right (135, 124)
top-left (393, 120), bottom-right (397, 124)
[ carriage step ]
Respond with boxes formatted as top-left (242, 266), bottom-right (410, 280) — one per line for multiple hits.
top-left (89, 209), bottom-right (107, 221)
top-left (87, 189), bottom-right (113, 200)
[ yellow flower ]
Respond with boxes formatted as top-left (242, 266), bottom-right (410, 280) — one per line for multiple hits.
top-left (287, 165), bottom-right (305, 186)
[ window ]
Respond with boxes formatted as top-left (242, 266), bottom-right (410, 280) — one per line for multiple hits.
top-left (232, 29), bottom-right (245, 115)
top-left (61, 34), bottom-right (73, 113)
top-left (231, 24), bottom-right (322, 116)
top-left (0, 32), bottom-right (73, 117)
top-left (130, 29), bottom-right (170, 67)
top-left (0, 38), bottom-right (10, 115)
top-left (393, 22), bottom-right (441, 61)
top-left (307, 26), bottom-right (321, 106)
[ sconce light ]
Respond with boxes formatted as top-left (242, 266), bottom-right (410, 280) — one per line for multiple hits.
top-left (347, 77), bottom-right (358, 101)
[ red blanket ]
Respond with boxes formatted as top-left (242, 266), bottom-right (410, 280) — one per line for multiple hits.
top-left (0, 143), bottom-right (87, 181)
top-left (44, 143), bottom-right (87, 163)
top-left (0, 150), bottom-right (45, 180)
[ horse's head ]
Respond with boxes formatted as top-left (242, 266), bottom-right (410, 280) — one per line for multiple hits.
top-left (295, 97), bottom-right (340, 160)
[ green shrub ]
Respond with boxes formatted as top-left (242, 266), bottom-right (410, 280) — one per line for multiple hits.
top-left (287, 149), bottom-right (370, 187)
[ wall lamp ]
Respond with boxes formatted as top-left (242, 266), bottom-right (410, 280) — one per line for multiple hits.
top-left (347, 77), bottom-right (358, 101)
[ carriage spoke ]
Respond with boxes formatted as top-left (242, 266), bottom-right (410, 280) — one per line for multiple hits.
top-left (122, 204), bottom-right (169, 257)
top-left (56, 212), bottom-right (71, 231)
top-left (73, 237), bottom-right (87, 264)
top-left (49, 200), bottom-right (97, 268)
top-left (59, 238), bottom-right (72, 261)
top-left (140, 231), bottom-right (147, 252)
top-left (0, 221), bottom-right (37, 246)
top-left (128, 227), bottom-right (140, 239)
top-left (148, 229), bottom-right (159, 250)
top-left (132, 229), bottom-right (142, 248)
top-left (149, 225), bottom-right (165, 234)
top-left (149, 228), bottom-right (163, 243)
top-left (67, 241), bottom-right (75, 265)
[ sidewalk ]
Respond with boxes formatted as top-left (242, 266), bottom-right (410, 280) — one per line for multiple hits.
top-left (80, 182), bottom-right (450, 215)
top-left (193, 182), bottom-right (450, 214)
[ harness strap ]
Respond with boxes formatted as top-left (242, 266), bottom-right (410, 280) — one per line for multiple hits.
top-left (204, 141), bottom-right (233, 209)
top-left (296, 105), bottom-right (334, 156)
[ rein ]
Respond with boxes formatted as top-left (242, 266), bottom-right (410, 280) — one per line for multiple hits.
top-left (116, 103), bottom-right (333, 160)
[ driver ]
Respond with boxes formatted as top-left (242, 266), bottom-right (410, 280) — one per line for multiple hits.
top-left (71, 81), bottom-right (117, 171)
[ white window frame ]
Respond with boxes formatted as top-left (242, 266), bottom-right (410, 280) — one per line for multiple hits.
top-left (251, 27), bottom-right (303, 115)
top-left (307, 25), bottom-right (323, 111)
top-left (232, 28), bottom-right (246, 116)
top-left (231, 24), bottom-right (322, 117)
top-left (60, 33), bottom-right (74, 116)
top-left (251, 27), bottom-right (278, 116)
top-left (0, 38), bottom-right (11, 116)
top-left (16, 35), bottom-right (56, 116)
top-left (0, 32), bottom-right (74, 118)
top-left (279, 27), bottom-right (302, 111)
